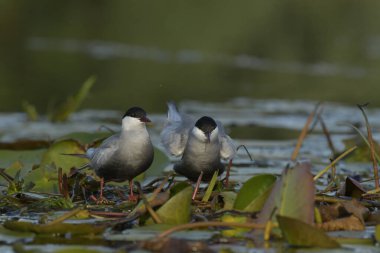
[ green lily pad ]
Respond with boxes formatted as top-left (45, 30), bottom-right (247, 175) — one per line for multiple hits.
top-left (234, 174), bottom-right (276, 212)
top-left (40, 139), bottom-right (87, 174)
top-left (221, 214), bottom-right (249, 237)
top-left (277, 215), bottom-right (340, 248)
top-left (24, 164), bottom-right (60, 194)
top-left (0, 149), bottom-right (45, 173)
top-left (3, 220), bottom-right (105, 235)
top-left (146, 186), bottom-right (192, 225)
top-left (0, 225), bottom-right (35, 244)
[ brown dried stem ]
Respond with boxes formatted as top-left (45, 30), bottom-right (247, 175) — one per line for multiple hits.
top-left (357, 104), bottom-right (379, 189)
top-left (136, 182), bottom-right (162, 224)
top-left (291, 103), bottom-right (321, 161)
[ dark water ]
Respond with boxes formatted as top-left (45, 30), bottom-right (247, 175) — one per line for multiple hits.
top-left (1, 0), bottom-right (380, 113)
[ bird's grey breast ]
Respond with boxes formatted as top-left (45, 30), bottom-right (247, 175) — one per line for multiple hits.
top-left (183, 132), bottom-right (221, 168)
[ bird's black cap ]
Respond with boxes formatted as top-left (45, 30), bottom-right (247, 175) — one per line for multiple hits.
top-left (195, 116), bottom-right (217, 134)
top-left (123, 107), bottom-right (150, 122)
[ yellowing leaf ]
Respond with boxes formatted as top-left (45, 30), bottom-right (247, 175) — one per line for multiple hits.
top-left (221, 215), bottom-right (249, 237)
top-left (277, 215), bottom-right (340, 248)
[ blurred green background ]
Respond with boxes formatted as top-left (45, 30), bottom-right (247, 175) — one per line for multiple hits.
top-left (1, 0), bottom-right (380, 113)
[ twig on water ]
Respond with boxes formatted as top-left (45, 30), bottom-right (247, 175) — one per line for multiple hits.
top-left (313, 146), bottom-right (357, 181)
top-left (357, 103), bottom-right (379, 189)
top-left (136, 182), bottom-right (162, 224)
top-left (47, 207), bottom-right (83, 226)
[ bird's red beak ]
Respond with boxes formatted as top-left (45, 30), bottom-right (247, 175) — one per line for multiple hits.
top-left (140, 116), bottom-right (151, 123)
top-left (206, 132), bottom-right (211, 143)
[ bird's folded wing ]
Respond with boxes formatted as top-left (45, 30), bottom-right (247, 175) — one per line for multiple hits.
top-left (89, 135), bottom-right (119, 166)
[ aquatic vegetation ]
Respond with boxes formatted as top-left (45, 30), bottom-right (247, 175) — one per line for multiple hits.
top-left (1, 100), bottom-right (380, 252)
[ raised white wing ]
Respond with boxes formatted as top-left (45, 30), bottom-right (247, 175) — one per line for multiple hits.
top-left (216, 121), bottom-right (236, 160)
top-left (160, 102), bottom-right (194, 157)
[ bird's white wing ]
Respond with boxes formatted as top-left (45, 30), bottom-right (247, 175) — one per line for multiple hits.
top-left (160, 102), bottom-right (194, 156)
top-left (217, 121), bottom-right (236, 160)
top-left (88, 134), bottom-right (119, 167)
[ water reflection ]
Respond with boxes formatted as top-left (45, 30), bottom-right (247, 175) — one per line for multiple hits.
top-left (1, 0), bottom-right (380, 112)
top-left (28, 37), bottom-right (367, 78)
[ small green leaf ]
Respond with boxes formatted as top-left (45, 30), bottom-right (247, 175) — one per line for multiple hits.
top-left (277, 215), bottom-right (340, 248)
top-left (146, 186), bottom-right (192, 225)
top-left (234, 174), bottom-right (276, 212)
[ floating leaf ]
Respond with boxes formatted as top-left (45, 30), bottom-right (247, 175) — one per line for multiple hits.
top-left (40, 139), bottom-right (87, 174)
top-left (0, 225), bottom-right (35, 244)
top-left (257, 162), bottom-right (315, 225)
top-left (234, 174), bottom-right (276, 212)
top-left (0, 149), bottom-right (45, 172)
top-left (3, 220), bottom-right (105, 235)
top-left (221, 215), bottom-right (249, 237)
top-left (24, 164), bottom-right (59, 193)
top-left (146, 186), bottom-right (192, 225)
top-left (277, 215), bottom-right (340, 248)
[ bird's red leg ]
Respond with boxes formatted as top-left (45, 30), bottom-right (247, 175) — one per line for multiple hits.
top-left (224, 159), bottom-right (233, 187)
top-left (96, 177), bottom-right (110, 204)
top-left (128, 179), bottom-right (138, 202)
top-left (192, 171), bottom-right (204, 200)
